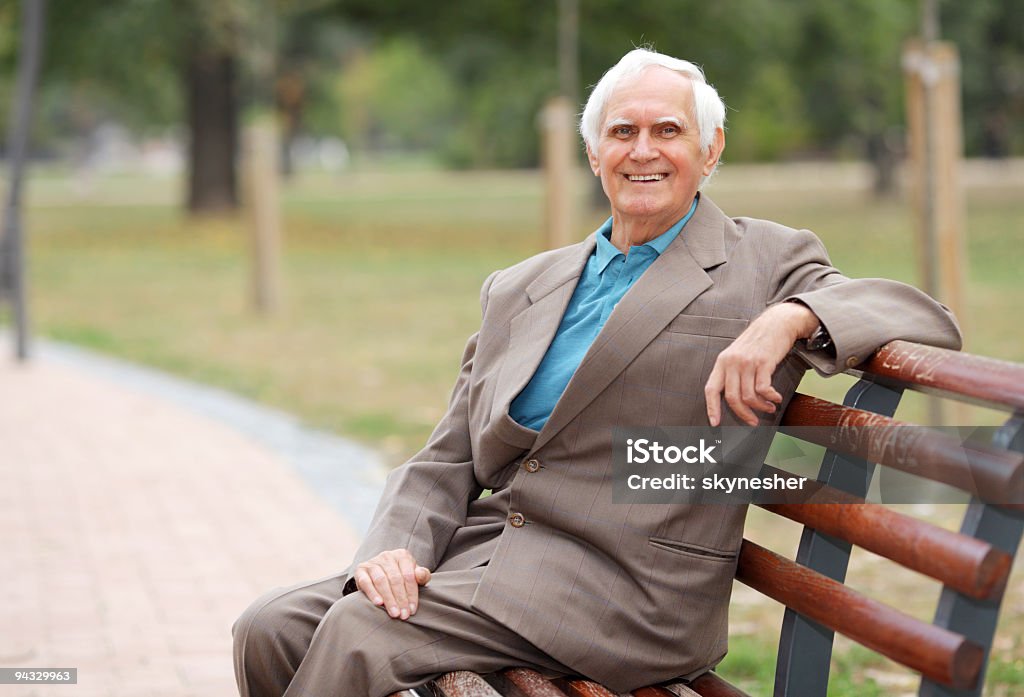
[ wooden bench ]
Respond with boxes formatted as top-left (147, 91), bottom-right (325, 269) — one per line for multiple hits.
top-left (389, 340), bottom-right (1024, 697)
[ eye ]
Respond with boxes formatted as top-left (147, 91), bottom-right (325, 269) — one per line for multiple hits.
top-left (658, 123), bottom-right (681, 137)
top-left (611, 125), bottom-right (635, 139)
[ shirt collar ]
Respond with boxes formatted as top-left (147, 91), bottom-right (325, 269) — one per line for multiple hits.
top-left (593, 195), bottom-right (700, 273)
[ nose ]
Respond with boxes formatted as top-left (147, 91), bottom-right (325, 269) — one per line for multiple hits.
top-left (630, 130), bottom-right (659, 163)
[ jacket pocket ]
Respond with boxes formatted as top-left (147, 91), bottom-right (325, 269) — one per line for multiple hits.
top-left (648, 536), bottom-right (738, 562)
top-left (664, 314), bottom-right (749, 339)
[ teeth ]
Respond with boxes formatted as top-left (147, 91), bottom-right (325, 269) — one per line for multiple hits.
top-left (627, 174), bottom-right (665, 181)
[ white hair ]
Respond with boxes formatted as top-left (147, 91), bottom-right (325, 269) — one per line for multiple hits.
top-left (579, 48), bottom-right (727, 184)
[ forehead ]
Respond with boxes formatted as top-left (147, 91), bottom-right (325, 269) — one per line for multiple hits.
top-left (602, 66), bottom-right (695, 126)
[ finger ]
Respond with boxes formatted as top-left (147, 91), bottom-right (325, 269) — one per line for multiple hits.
top-left (395, 553), bottom-right (419, 619)
top-left (754, 364), bottom-right (782, 406)
top-left (741, 364), bottom-right (770, 413)
top-left (353, 567), bottom-right (384, 607)
top-left (704, 365), bottom-right (725, 427)
top-left (725, 365), bottom-right (758, 427)
top-left (415, 566), bottom-right (431, 587)
top-left (378, 554), bottom-right (409, 619)
top-left (740, 362), bottom-right (776, 415)
top-left (367, 562), bottom-right (401, 618)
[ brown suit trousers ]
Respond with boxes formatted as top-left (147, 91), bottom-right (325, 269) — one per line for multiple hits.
top-left (232, 491), bottom-right (578, 697)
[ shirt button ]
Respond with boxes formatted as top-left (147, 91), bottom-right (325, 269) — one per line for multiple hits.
top-left (509, 512), bottom-right (526, 528)
top-left (523, 458), bottom-right (541, 473)
top-left (845, 356), bottom-right (860, 369)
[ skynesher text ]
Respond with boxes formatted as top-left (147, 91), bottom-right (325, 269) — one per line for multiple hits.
top-left (627, 472), bottom-right (808, 493)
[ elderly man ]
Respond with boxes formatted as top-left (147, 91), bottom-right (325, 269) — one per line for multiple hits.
top-left (232, 49), bottom-right (960, 696)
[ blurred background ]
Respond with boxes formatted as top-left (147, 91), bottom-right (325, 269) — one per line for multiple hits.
top-left (1, 0), bottom-right (1023, 695)
top-left (3, 0), bottom-right (1021, 454)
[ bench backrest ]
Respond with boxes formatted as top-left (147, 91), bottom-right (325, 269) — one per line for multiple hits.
top-left (735, 340), bottom-right (1024, 697)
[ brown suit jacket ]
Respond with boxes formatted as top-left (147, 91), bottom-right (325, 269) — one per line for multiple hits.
top-left (346, 196), bottom-right (961, 691)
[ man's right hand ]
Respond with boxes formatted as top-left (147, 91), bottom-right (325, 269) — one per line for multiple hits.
top-left (352, 549), bottom-right (431, 620)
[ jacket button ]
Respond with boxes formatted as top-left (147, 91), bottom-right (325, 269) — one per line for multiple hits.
top-left (845, 355), bottom-right (860, 369)
top-left (523, 458), bottom-right (541, 473)
top-left (509, 512), bottom-right (526, 528)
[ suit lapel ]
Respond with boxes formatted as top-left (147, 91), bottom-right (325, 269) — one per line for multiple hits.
top-left (490, 236), bottom-right (597, 431)
top-left (531, 196), bottom-right (730, 453)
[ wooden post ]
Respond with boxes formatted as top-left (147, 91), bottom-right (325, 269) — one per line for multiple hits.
top-left (904, 40), bottom-right (966, 320)
top-left (541, 96), bottom-right (576, 250)
top-left (903, 38), bottom-right (967, 424)
top-left (243, 118), bottom-right (282, 314)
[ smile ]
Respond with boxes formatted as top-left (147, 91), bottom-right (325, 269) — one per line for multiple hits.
top-left (626, 174), bottom-right (667, 182)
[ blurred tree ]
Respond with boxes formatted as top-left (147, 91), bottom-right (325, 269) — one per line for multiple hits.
top-left (943, 0), bottom-right (1024, 158)
top-left (789, 0), bottom-right (916, 194)
top-left (337, 37), bottom-right (457, 155)
top-left (184, 1), bottom-right (243, 213)
top-left (437, 44), bottom-right (556, 169)
top-left (38, 0), bottom-right (330, 214)
top-left (33, 1), bottom-right (181, 145)
top-left (0, 2), bottom-right (21, 142)
top-left (275, 14), bottom-right (351, 176)
top-left (336, 1), bottom-right (560, 168)
top-left (8, 0), bottom-right (1024, 188)
top-left (41, 0), bottom-right (241, 213)
top-left (335, 0), bottom-right (811, 168)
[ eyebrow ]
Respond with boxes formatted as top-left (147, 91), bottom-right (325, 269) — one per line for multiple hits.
top-left (605, 118), bottom-right (635, 131)
top-left (604, 116), bottom-right (686, 131)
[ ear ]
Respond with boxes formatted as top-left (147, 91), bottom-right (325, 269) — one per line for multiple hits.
top-left (586, 143), bottom-right (601, 176)
top-left (702, 127), bottom-right (725, 176)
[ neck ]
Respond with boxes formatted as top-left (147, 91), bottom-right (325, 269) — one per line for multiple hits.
top-left (608, 200), bottom-right (695, 253)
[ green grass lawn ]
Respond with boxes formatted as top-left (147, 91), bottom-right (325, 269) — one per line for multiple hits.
top-left (21, 167), bottom-right (1023, 458)
top-left (12, 164), bottom-right (1024, 695)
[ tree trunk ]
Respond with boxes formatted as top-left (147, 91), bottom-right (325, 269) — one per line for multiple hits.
top-left (276, 72), bottom-right (305, 180)
top-left (866, 130), bottom-right (899, 198)
top-left (185, 46), bottom-right (239, 214)
top-left (981, 111), bottom-right (1010, 158)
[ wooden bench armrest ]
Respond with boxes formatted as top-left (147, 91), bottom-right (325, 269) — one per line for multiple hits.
top-left (861, 341), bottom-right (1024, 411)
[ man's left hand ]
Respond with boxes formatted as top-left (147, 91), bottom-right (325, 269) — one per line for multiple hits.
top-left (704, 302), bottom-right (819, 427)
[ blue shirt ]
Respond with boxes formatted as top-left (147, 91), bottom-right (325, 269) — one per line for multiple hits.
top-left (510, 197), bottom-right (699, 430)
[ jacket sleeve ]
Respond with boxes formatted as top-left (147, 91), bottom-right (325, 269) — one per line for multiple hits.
top-left (342, 271), bottom-right (499, 591)
top-left (768, 227), bottom-right (962, 375)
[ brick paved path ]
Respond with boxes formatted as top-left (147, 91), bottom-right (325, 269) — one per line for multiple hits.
top-left (0, 357), bottom-right (366, 697)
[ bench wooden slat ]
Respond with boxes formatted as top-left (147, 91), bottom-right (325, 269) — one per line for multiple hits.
top-left (434, 671), bottom-right (504, 697)
top-left (862, 340), bottom-right (1024, 411)
top-left (780, 393), bottom-right (1024, 506)
top-left (555, 678), bottom-right (621, 696)
top-left (493, 668), bottom-right (569, 696)
top-left (760, 500), bottom-right (1011, 600)
top-left (735, 540), bottom-right (984, 689)
top-left (630, 688), bottom-right (675, 696)
top-left (689, 671), bottom-right (753, 697)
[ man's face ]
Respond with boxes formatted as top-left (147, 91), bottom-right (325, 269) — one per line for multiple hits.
top-left (587, 67), bottom-right (724, 231)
